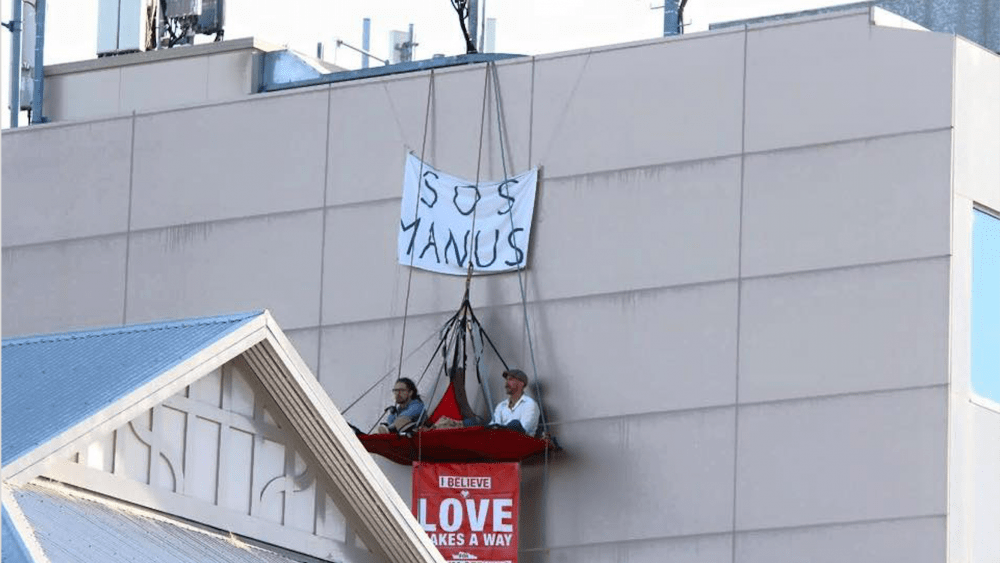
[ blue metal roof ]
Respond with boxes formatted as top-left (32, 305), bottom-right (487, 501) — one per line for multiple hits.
top-left (2, 505), bottom-right (36, 563)
top-left (2, 311), bottom-right (263, 467)
top-left (12, 484), bottom-right (307, 563)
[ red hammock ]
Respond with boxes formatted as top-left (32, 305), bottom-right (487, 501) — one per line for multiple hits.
top-left (358, 381), bottom-right (551, 464)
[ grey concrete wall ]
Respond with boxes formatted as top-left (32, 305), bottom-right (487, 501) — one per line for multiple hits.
top-left (42, 40), bottom-right (266, 123)
top-left (4, 9), bottom-right (992, 563)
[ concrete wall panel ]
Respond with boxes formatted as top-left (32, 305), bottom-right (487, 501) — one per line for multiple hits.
top-left (326, 75), bottom-right (427, 207)
top-left (285, 327), bottom-right (321, 378)
top-left (120, 56), bottom-right (211, 113)
top-left (531, 32), bottom-right (745, 177)
top-left (532, 283), bottom-right (738, 421)
top-left (745, 15), bottom-right (953, 152)
top-left (2, 235), bottom-right (126, 336)
top-left (735, 517), bottom-right (945, 563)
top-left (44, 68), bottom-right (122, 122)
top-left (2, 119), bottom-right (133, 246)
top-left (131, 92), bottom-right (328, 229)
top-left (736, 387), bottom-right (947, 530)
top-left (125, 211), bottom-right (323, 328)
top-left (954, 39), bottom-right (1000, 212)
top-left (521, 534), bottom-right (732, 563)
top-left (206, 51), bottom-right (255, 101)
top-left (741, 131), bottom-right (952, 277)
top-left (538, 408), bottom-right (735, 547)
top-left (529, 157), bottom-right (741, 301)
top-left (739, 259), bottom-right (950, 403)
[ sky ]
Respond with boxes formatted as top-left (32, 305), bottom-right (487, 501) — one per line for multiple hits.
top-left (0, 0), bottom-right (852, 128)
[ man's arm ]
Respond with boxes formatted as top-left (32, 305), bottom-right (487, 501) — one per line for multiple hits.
top-left (398, 400), bottom-right (425, 421)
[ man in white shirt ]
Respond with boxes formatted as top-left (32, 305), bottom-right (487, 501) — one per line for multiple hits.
top-left (489, 369), bottom-right (540, 436)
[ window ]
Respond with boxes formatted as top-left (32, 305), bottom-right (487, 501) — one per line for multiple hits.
top-left (971, 208), bottom-right (1000, 402)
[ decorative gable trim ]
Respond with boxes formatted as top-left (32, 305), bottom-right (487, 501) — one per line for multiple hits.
top-left (246, 312), bottom-right (443, 563)
top-left (2, 315), bottom-right (270, 485)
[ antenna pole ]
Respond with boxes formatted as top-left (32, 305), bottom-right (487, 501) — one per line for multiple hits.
top-left (468, 0), bottom-right (478, 52)
top-left (30, 0), bottom-right (45, 124)
top-left (661, 0), bottom-right (688, 36)
top-left (478, 0), bottom-right (486, 52)
top-left (362, 17), bottom-right (370, 69)
top-left (405, 23), bottom-right (415, 62)
top-left (6, 0), bottom-right (22, 127)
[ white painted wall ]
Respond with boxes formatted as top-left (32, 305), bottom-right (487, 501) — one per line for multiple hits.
top-left (4, 8), bottom-right (997, 563)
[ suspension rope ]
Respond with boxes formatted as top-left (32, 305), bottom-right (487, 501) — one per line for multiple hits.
top-left (462, 64), bottom-right (494, 293)
top-left (488, 61), bottom-right (548, 435)
top-left (490, 62), bottom-right (553, 556)
top-left (368, 310), bottom-right (461, 433)
top-left (395, 70), bottom-right (436, 388)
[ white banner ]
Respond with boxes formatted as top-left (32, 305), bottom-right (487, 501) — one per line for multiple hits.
top-left (398, 154), bottom-right (538, 275)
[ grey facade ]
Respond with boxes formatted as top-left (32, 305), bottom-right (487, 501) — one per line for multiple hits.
top-left (2, 6), bottom-right (999, 563)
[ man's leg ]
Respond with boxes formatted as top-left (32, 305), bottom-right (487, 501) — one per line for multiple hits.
top-left (503, 420), bottom-right (527, 434)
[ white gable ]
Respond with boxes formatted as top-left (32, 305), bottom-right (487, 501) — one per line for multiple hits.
top-left (4, 311), bottom-right (443, 563)
top-left (44, 356), bottom-right (372, 562)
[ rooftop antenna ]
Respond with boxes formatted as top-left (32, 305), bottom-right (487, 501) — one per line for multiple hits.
top-left (362, 17), bottom-right (371, 69)
top-left (2, 0), bottom-right (23, 127)
top-left (389, 24), bottom-right (417, 63)
top-left (483, 17), bottom-right (496, 53)
top-left (30, 0), bottom-right (45, 123)
top-left (652, 0), bottom-right (689, 36)
top-left (477, 0), bottom-right (486, 52)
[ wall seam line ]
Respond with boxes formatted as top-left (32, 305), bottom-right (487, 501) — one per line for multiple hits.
top-left (121, 111), bottom-right (137, 325)
top-left (533, 382), bottom-right (950, 428)
top-left (287, 252), bottom-right (953, 331)
top-left (731, 25), bottom-right (749, 563)
top-left (316, 86), bottom-right (334, 384)
top-left (518, 512), bottom-right (948, 553)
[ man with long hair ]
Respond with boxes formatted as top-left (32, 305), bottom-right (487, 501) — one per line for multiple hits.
top-left (375, 377), bottom-right (425, 434)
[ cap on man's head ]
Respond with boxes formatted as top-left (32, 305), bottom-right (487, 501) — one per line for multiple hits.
top-left (503, 369), bottom-right (528, 385)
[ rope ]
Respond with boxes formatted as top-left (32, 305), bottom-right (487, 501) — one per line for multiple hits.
top-left (488, 61), bottom-right (548, 435)
top-left (489, 61), bottom-right (553, 560)
top-left (395, 70), bottom-right (436, 387)
top-left (341, 322), bottom-right (444, 415)
top-left (368, 310), bottom-right (461, 433)
top-left (461, 64), bottom-right (494, 292)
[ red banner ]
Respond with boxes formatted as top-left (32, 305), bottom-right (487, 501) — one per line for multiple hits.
top-left (413, 462), bottom-right (520, 563)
